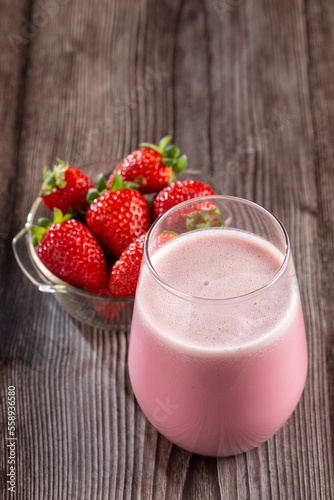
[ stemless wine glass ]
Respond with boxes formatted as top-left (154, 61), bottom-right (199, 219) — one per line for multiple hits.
top-left (128, 195), bottom-right (308, 457)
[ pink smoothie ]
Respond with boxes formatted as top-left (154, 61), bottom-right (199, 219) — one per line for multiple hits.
top-left (128, 228), bottom-right (307, 456)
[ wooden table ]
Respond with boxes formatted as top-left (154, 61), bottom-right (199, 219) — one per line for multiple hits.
top-left (1, 1), bottom-right (334, 498)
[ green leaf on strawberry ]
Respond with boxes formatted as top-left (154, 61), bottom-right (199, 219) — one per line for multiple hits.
top-left (186, 208), bottom-right (226, 230)
top-left (86, 174), bottom-right (106, 203)
top-left (106, 136), bottom-right (188, 194)
top-left (40, 159), bottom-right (94, 214)
top-left (41, 159), bottom-right (68, 196)
top-left (139, 136), bottom-right (188, 173)
top-left (110, 172), bottom-right (139, 190)
top-left (97, 173), bottom-right (108, 192)
top-left (31, 209), bottom-right (73, 245)
top-left (38, 217), bottom-right (52, 228)
top-left (86, 172), bottom-right (140, 204)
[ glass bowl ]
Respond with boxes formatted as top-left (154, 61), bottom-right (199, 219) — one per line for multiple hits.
top-left (12, 162), bottom-right (224, 330)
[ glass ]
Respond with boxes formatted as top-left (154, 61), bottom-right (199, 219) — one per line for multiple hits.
top-left (128, 195), bottom-right (308, 456)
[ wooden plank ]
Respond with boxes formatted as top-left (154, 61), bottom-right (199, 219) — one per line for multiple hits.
top-left (0, 0), bottom-right (333, 498)
top-left (0, 1), bottom-right (35, 493)
top-left (305, 0), bottom-right (334, 467)
top-left (0, 0), bottom-right (32, 299)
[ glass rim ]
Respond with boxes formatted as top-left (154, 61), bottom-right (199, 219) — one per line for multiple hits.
top-left (144, 194), bottom-right (290, 304)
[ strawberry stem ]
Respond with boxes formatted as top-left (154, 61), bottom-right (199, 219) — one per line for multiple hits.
top-left (40, 159), bottom-right (69, 196)
top-left (31, 208), bottom-right (73, 245)
top-left (31, 225), bottom-right (47, 246)
top-left (97, 173), bottom-right (108, 192)
top-left (86, 174), bottom-right (107, 203)
top-left (110, 172), bottom-right (123, 190)
top-left (186, 208), bottom-right (226, 230)
top-left (109, 172), bottom-right (139, 191)
top-left (158, 135), bottom-right (172, 151)
top-left (86, 172), bottom-right (140, 204)
top-left (38, 217), bottom-right (52, 228)
top-left (139, 136), bottom-right (188, 173)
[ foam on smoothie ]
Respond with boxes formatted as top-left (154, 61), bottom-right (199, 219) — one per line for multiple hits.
top-left (138, 228), bottom-right (298, 352)
top-left (152, 229), bottom-right (281, 299)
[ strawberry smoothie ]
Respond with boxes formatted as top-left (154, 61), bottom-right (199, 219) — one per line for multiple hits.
top-left (128, 228), bottom-right (307, 456)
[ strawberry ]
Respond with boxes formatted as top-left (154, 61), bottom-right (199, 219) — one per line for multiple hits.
top-left (152, 179), bottom-right (216, 219)
top-left (108, 233), bottom-right (147, 297)
top-left (40, 158), bottom-right (94, 214)
top-left (31, 209), bottom-right (108, 293)
top-left (186, 207), bottom-right (226, 229)
top-left (152, 231), bottom-right (177, 252)
top-left (86, 173), bottom-right (151, 257)
top-left (107, 136), bottom-right (187, 193)
top-left (93, 298), bottom-right (126, 321)
top-left (108, 231), bottom-right (178, 297)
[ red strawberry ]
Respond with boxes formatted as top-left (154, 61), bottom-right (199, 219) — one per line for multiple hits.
top-left (86, 173), bottom-right (151, 257)
top-left (31, 209), bottom-right (108, 293)
top-left (93, 299), bottom-right (126, 321)
top-left (108, 233), bottom-right (147, 297)
top-left (40, 159), bottom-right (94, 214)
top-left (107, 136), bottom-right (187, 193)
top-left (108, 231), bottom-right (178, 297)
top-left (152, 179), bottom-right (215, 219)
top-left (152, 231), bottom-right (177, 252)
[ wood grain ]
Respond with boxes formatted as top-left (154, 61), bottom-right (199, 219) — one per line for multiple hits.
top-left (0, 0), bottom-right (334, 498)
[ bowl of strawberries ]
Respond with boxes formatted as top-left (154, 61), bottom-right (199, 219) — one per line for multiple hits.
top-left (13, 137), bottom-right (224, 329)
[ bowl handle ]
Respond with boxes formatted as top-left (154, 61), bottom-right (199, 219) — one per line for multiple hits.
top-left (12, 225), bottom-right (66, 294)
